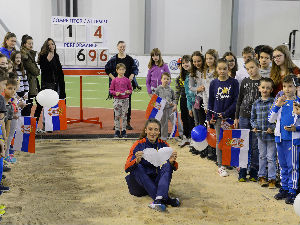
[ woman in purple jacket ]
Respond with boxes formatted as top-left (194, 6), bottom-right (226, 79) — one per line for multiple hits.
top-left (146, 48), bottom-right (170, 97)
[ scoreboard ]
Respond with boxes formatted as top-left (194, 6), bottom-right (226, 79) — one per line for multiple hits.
top-left (51, 16), bottom-right (109, 75)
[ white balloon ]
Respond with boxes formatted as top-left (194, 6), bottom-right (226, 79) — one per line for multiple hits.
top-left (294, 194), bottom-right (300, 217)
top-left (36, 89), bottom-right (59, 108)
top-left (191, 139), bottom-right (208, 151)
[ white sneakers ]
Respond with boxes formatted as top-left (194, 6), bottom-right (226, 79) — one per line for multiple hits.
top-left (218, 166), bottom-right (229, 177)
top-left (179, 135), bottom-right (190, 148)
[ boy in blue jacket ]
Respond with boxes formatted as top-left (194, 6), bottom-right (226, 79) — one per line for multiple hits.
top-left (268, 74), bottom-right (300, 204)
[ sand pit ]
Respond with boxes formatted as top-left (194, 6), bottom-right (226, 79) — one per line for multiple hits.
top-left (0, 139), bottom-right (299, 225)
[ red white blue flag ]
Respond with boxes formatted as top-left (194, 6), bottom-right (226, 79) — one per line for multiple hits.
top-left (169, 111), bottom-right (182, 138)
top-left (13, 116), bottom-right (36, 153)
top-left (218, 129), bottom-right (250, 168)
top-left (145, 94), bottom-right (166, 121)
top-left (44, 99), bottom-right (67, 131)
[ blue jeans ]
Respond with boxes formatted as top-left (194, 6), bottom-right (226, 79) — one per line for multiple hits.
top-left (238, 117), bottom-right (259, 179)
top-left (257, 137), bottom-right (277, 180)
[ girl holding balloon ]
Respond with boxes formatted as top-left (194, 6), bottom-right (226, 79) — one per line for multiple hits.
top-left (207, 58), bottom-right (239, 177)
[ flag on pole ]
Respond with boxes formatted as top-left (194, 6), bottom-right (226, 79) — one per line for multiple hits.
top-left (13, 116), bottom-right (36, 153)
top-left (44, 99), bottom-right (67, 131)
top-left (218, 129), bottom-right (250, 168)
top-left (145, 94), bottom-right (166, 121)
top-left (169, 111), bottom-right (182, 138)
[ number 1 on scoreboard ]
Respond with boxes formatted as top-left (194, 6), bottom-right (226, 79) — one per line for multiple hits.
top-left (92, 25), bottom-right (103, 43)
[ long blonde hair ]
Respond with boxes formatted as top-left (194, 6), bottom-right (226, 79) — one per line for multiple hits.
top-left (270, 45), bottom-right (297, 85)
top-left (203, 49), bottom-right (218, 79)
top-left (148, 48), bottom-right (164, 69)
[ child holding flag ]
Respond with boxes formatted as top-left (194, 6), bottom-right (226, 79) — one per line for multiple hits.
top-left (269, 74), bottom-right (300, 204)
top-left (207, 58), bottom-right (239, 177)
top-left (234, 59), bottom-right (261, 182)
top-left (154, 72), bottom-right (178, 141)
top-left (109, 63), bottom-right (132, 138)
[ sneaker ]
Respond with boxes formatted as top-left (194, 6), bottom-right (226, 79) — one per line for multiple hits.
top-left (164, 197), bottom-right (180, 207)
top-left (258, 177), bottom-right (268, 187)
top-left (0, 185), bottom-right (10, 192)
top-left (268, 179), bottom-right (276, 189)
top-left (0, 210), bottom-right (5, 216)
top-left (285, 192), bottom-right (296, 204)
top-left (0, 205), bottom-right (5, 211)
top-left (36, 128), bottom-right (45, 134)
top-left (218, 166), bottom-right (229, 177)
top-left (4, 155), bottom-right (16, 164)
top-left (126, 124), bottom-right (133, 130)
top-left (148, 199), bottom-right (166, 212)
top-left (199, 147), bottom-right (208, 158)
top-left (189, 146), bottom-right (199, 155)
top-left (3, 166), bottom-right (11, 172)
top-left (238, 177), bottom-right (247, 182)
top-left (274, 188), bottom-right (289, 200)
top-left (114, 130), bottom-right (121, 138)
top-left (121, 130), bottom-right (127, 138)
top-left (249, 177), bottom-right (257, 182)
top-left (179, 137), bottom-right (190, 148)
top-left (1, 175), bottom-right (5, 180)
top-left (174, 136), bottom-right (182, 142)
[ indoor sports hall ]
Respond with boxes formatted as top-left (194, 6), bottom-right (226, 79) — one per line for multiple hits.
top-left (1, 0), bottom-right (300, 224)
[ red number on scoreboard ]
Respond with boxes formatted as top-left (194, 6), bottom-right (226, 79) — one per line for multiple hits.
top-left (99, 50), bottom-right (107, 61)
top-left (88, 50), bottom-right (97, 61)
top-left (94, 26), bottom-right (102, 39)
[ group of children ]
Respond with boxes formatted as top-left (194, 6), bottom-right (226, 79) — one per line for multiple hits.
top-left (0, 32), bottom-right (38, 218)
top-left (142, 44), bottom-right (300, 205)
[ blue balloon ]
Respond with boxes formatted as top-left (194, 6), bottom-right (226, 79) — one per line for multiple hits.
top-left (191, 125), bottom-right (207, 142)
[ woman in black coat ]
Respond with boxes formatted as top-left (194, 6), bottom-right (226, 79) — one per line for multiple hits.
top-left (38, 38), bottom-right (66, 99)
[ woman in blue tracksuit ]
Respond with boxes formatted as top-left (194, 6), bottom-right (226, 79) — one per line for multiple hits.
top-left (268, 75), bottom-right (300, 204)
top-left (124, 118), bottom-right (180, 212)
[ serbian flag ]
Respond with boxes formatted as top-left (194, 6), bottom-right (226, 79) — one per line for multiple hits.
top-left (13, 116), bottom-right (36, 153)
top-left (44, 99), bottom-right (67, 131)
top-left (169, 111), bottom-right (182, 138)
top-left (218, 129), bottom-right (250, 168)
top-left (145, 94), bottom-right (166, 121)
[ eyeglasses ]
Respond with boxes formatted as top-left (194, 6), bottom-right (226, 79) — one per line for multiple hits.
top-left (273, 54), bottom-right (283, 60)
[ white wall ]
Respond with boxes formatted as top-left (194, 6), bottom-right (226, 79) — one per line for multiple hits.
top-left (1, 0), bottom-right (300, 59)
top-left (77, 0), bottom-right (145, 55)
top-left (0, 0), bottom-right (52, 53)
top-left (236, 0), bottom-right (300, 57)
top-left (149, 0), bottom-right (232, 56)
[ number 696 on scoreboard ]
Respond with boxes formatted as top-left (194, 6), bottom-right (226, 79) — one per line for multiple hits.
top-left (76, 48), bottom-right (108, 66)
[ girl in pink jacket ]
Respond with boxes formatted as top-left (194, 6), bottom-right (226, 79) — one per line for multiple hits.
top-left (146, 48), bottom-right (170, 97)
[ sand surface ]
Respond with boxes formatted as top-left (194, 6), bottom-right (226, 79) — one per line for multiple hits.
top-left (0, 139), bottom-right (299, 225)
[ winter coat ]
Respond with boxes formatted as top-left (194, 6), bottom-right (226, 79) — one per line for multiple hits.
top-left (20, 47), bottom-right (40, 96)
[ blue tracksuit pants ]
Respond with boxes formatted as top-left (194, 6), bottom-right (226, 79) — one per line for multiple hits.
top-left (276, 140), bottom-right (299, 194)
top-left (127, 162), bottom-right (173, 200)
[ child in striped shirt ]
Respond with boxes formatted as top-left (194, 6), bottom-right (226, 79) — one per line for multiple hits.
top-left (11, 51), bottom-right (29, 99)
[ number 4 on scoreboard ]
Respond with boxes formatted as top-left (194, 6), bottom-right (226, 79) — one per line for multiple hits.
top-left (92, 25), bottom-right (103, 43)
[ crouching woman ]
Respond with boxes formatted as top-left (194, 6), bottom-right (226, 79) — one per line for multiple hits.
top-left (124, 118), bottom-right (180, 212)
